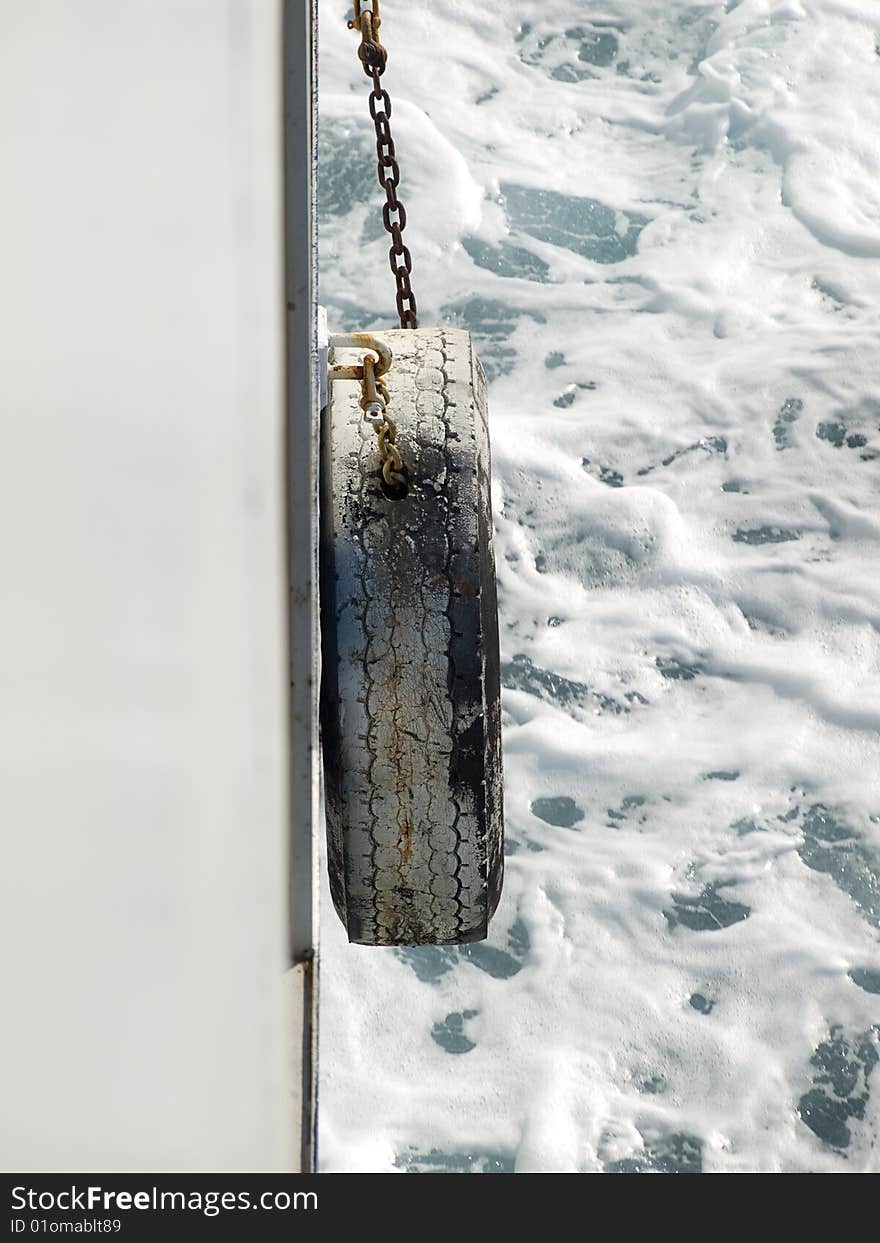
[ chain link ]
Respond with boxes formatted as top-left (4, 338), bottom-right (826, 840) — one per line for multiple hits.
top-left (349, 1), bottom-right (418, 330)
top-left (360, 353), bottom-right (406, 493)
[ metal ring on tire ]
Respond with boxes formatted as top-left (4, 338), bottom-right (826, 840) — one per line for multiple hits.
top-left (320, 327), bottom-right (504, 946)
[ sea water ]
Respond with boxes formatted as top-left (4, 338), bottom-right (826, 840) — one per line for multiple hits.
top-left (316, 0), bottom-right (880, 1173)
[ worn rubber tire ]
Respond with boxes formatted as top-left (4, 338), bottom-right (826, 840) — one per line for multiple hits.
top-left (320, 327), bottom-right (503, 946)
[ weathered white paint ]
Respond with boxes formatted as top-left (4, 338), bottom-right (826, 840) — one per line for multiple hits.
top-left (0, 0), bottom-right (292, 1170)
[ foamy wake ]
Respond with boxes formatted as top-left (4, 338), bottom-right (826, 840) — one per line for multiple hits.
top-left (317, 0), bottom-right (880, 1173)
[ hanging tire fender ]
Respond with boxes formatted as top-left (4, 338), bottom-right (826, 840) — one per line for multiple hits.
top-left (319, 327), bottom-right (503, 946)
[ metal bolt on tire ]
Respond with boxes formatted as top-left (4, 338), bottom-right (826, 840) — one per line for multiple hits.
top-left (320, 328), bottom-right (504, 946)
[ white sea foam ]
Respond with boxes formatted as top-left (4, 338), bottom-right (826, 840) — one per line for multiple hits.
top-left (317, 0), bottom-right (880, 1172)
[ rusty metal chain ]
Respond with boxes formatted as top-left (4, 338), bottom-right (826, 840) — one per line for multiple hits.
top-left (360, 352), bottom-right (406, 491)
top-left (349, 1), bottom-right (418, 330)
top-left (328, 333), bottom-right (407, 495)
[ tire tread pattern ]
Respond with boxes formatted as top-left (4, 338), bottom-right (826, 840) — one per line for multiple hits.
top-left (320, 328), bottom-right (503, 945)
